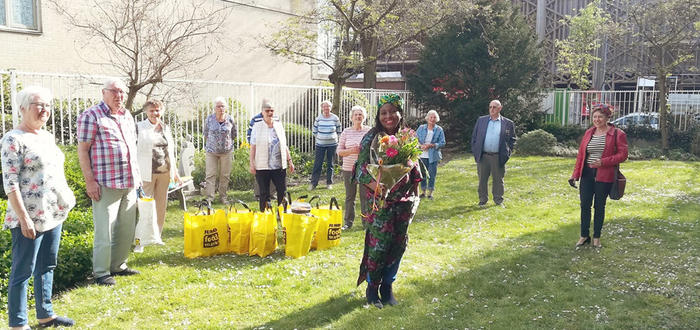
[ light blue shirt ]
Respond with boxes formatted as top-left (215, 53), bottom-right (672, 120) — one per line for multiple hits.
top-left (483, 116), bottom-right (501, 153)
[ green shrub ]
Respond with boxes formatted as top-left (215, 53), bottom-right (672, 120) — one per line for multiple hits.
top-left (669, 128), bottom-right (698, 153)
top-left (622, 125), bottom-right (661, 141)
top-left (54, 231), bottom-right (94, 292)
top-left (0, 199), bottom-right (94, 306)
top-left (692, 130), bottom-right (700, 156)
top-left (285, 123), bottom-right (313, 146)
top-left (60, 145), bottom-right (91, 210)
top-left (540, 123), bottom-right (586, 143)
top-left (516, 129), bottom-right (557, 155)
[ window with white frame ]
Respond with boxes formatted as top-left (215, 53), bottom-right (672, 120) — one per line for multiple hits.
top-left (0, 0), bottom-right (41, 32)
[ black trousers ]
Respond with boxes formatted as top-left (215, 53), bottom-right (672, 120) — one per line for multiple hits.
top-left (255, 169), bottom-right (286, 211)
top-left (579, 165), bottom-right (613, 238)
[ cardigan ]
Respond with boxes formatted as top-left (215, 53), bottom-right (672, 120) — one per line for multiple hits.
top-left (136, 120), bottom-right (177, 182)
top-left (251, 120), bottom-right (289, 170)
top-left (416, 124), bottom-right (446, 163)
top-left (572, 124), bottom-right (628, 183)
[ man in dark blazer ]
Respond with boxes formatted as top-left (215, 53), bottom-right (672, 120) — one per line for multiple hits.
top-left (470, 100), bottom-right (516, 206)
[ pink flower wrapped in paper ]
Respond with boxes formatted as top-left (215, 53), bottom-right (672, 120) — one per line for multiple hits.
top-left (367, 129), bottom-right (422, 209)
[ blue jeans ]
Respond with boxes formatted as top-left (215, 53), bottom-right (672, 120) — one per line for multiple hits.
top-left (367, 255), bottom-right (402, 285)
top-left (8, 224), bottom-right (63, 327)
top-left (310, 145), bottom-right (337, 186)
top-left (419, 158), bottom-right (438, 191)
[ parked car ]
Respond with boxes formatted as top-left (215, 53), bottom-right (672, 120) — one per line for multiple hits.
top-left (611, 112), bottom-right (659, 129)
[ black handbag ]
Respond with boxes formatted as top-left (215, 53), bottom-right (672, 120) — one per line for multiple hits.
top-left (609, 129), bottom-right (626, 200)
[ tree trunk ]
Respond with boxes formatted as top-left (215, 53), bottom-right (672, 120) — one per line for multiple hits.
top-left (655, 49), bottom-right (669, 154)
top-left (125, 86), bottom-right (138, 113)
top-left (361, 32), bottom-right (379, 89)
top-left (332, 78), bottom-right (344, 115)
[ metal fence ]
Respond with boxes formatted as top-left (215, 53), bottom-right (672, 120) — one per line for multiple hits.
top-left (0, 70), bottom-right (417, 156)
top-left (541, 89), bottom-right (700, 130)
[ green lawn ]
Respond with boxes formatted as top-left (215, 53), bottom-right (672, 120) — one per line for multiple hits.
top-left (3, 155), bottom-right (698, 329)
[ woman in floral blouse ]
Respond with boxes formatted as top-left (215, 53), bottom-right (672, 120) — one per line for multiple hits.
top-left (354, 94), bottom-right (421, 308)
top-left (203, 96), bottom-right (237, 204)
top-left (1, 86), bottom-right (76, 329)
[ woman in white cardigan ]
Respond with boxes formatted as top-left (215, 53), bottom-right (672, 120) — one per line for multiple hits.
top-left (137, 100), bottom-right (181, 234)
top-left (248, 100), bottom-right (294, 211)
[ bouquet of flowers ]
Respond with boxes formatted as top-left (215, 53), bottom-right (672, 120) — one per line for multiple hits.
top-left (366, 127), bottom-right (422, 207)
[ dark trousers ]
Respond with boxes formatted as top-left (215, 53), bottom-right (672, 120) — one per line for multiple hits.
top-left (477, 153), bottom-right (505, 204)
top-left (311, 145), bottom-right (337, 186)
top-left (255, 169), bottom-right (286, 211)
top-left (579, 165), bottom-right (613, 238)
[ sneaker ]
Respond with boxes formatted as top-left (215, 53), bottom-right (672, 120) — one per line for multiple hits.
top-left (326, 184), bottom-right (333, 190)
top-left (478, 201), bottom-right (487, 206)
top-left (95, 275), bottom-right (116, 286)
top-left (39, 315), bottom-right (75, 328)
top-left (342, 224), bottom-right (352, 230)
top-left (419, 193), bottom-right (425, 198)
top-left (427, 195), bottom-right (434, 200)
top-left (111, 268), bottom-right (140, 276)
top-left (308, 184), bottom-right (315, 191)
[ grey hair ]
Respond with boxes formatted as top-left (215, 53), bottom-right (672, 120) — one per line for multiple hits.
top-left (17, 86), bottom-right (52, 114)
top-left (350, 105), bottom-right (367, 123)
top-left (490, 99), bottom-right (502, 108)
top-left (320, 100), bottom-right (332, 108)
top-left (213, 96), bottom-right (227, 107)
top-left (425, 110), bottom-right (440, 122)
top-left (261, 99), bottom-right (274, 109)
top-left (102, 77), bottom-right (127, 91)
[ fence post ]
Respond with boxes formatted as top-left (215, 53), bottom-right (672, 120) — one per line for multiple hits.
top-left (10, 69), bottom-right (19, 127)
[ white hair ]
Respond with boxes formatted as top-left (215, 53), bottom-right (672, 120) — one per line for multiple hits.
top-left (425, 110), bottom-right (440, 122)
top-left (490, 99), bottom-right (502, 107)
top-left (17, 86), bottom-right (52, 114)
top-left (102, 77), bottom-right (127, 91)
top-left (320, 100), bottom-right (332, 108)
top-left (350, 105), bottom-right (367, 123)
top-left (261, 99), bottom-right (274, 109)
top-left (213, 96), bottom-right (227, 107)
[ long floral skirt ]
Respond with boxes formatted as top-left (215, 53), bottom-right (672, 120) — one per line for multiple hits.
top-left (357, 199), bottom-right (419, 286)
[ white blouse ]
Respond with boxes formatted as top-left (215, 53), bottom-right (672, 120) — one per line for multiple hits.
top-left (1, 129), bottom-right (76, 232)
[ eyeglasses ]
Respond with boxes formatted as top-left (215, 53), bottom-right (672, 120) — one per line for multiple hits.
top-left (104, 88), bottom-right (125, 95)
top-left (31, 102), bottom-right (51, 109)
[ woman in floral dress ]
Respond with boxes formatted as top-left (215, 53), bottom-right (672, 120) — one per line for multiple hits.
top-left (354, 94), bottom-right (421, 308)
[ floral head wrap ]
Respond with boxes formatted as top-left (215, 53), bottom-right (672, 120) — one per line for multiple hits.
top-left (592, 103), bottom-right (613, 117)
top-left (378, 93), bottom-right (403, 111)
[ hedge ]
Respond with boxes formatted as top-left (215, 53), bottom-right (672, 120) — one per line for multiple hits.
top-left (0, 200), bottom-right (94, 308)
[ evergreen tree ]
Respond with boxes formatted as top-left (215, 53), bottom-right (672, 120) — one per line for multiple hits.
top-left (407, 0), bottom-right (544, 147)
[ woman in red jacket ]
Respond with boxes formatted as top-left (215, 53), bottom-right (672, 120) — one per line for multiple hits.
top-left (569, 104), bottom-right (628, 248)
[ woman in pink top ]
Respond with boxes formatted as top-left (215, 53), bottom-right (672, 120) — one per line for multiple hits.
top-left (337, 105), bottom-right (371, 229)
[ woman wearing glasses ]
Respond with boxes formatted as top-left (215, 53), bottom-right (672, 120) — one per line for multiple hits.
top-left (248, 100), bottom-right (295, 210)
top-left (2, 86), bottom-right (76, 329)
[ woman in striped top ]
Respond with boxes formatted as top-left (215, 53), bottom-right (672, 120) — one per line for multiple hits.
top-left (337, 105), bottom-right (371, 229)
top-left (569, 104), bottom-right (628, 248)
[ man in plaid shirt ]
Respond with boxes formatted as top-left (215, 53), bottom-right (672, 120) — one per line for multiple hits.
top-left (77, 78), bottom-right (142, 286)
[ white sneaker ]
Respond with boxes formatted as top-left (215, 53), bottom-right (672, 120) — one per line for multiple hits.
top-left (326, 184), bottom-right (332, 190)
top-left (308, 184), bottom-right (315, 191)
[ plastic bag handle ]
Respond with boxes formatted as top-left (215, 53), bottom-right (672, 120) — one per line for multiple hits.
top-left (227, 200), bottom-right (251, 213)
top-left (308, 195), bottom-right (321, 208)
top-left (329, 196), bottom-right (340, 210)
top-left (198, 199), bottom-right (212, 215)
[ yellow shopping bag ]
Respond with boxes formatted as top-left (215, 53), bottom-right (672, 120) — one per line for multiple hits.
top-left (184, 201), bottom-right (228, 258)
top-left (227, 200), bottom-right (254, 255)
top-left (279, 202), bottom-right (319, 259)
top-left (310, 197), bottom-right (343, 250)
top-left (249, 206), bottom-right (278, 258)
